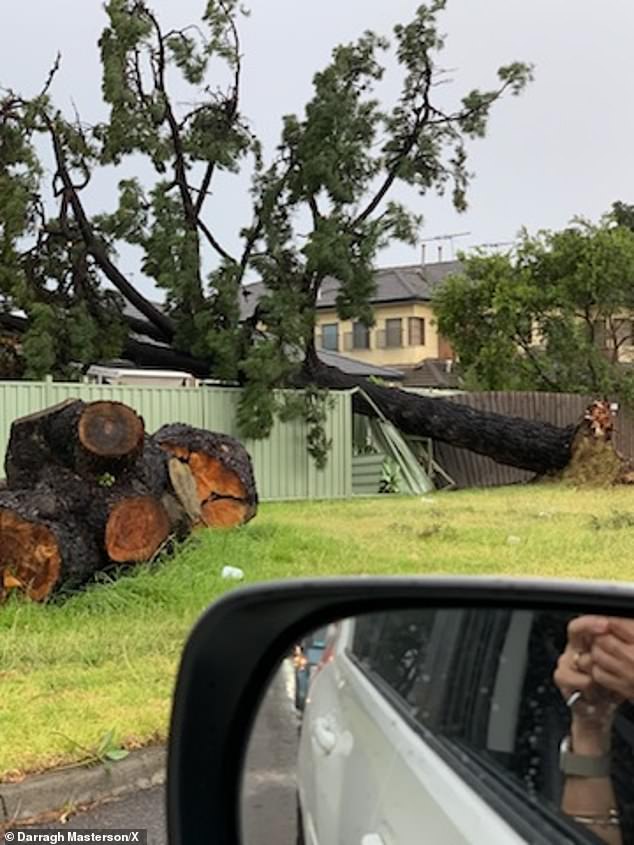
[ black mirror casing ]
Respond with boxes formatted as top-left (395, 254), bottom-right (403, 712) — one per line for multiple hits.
top-left (166, 576), bottom-right (634, 845)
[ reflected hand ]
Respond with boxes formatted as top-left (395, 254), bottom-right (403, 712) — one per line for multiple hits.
top-left (589, 618), bottom-right (634, 701)
top-left (554, 616), bottom-right (621, 739)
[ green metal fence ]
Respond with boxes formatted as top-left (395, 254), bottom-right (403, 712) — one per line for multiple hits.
top-left (0, 379), bottom-right (353, 501)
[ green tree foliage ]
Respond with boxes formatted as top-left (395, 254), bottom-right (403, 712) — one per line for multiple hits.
top-left (433, 216), bottom-right (634, 402)
top-left (0, 1), bottom-right (532, 459)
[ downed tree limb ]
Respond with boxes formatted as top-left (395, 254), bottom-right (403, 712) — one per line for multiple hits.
top-left (0, 487), bottom-right (103, 601)
top-left (5, 399), bottom-right (145, 487)
top-left (300, 355), bottom-right (577, 475)
top-left (0, 400), bottom-right (258, 601)
top-left (0, 312), bottom-right (212, 379)
top-left (154, 423), bottom-right (258, 527)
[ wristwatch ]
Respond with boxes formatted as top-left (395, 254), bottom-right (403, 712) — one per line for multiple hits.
top-left (559, 735), bottom-right (611, 778)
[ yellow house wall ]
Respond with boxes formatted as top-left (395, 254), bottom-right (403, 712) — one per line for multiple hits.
top-left (530, 312), bottom-right (634, 362)
top-left (315, 302), bottom-right (442, 367)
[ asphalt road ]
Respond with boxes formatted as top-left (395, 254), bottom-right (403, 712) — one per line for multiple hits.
top-left (22, 661), bottom-right (299, 845)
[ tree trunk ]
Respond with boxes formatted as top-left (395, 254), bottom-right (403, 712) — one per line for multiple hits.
top-left (100, 490), bottom-right (171, 564)
top-left (4, 399), bottom-right (79, 488)
top-left (86, 438), bottom-right (196, 562)
top-left (0, 312), bottom-right (212, 378)
top-left (153, 424), bottom-right (258, 527)
top-left (301, 356), bottom-right (576, 475)
top-left (0, 486), bottom-right (103, 601)
top-left (5, 399), bottom-right (145, 486)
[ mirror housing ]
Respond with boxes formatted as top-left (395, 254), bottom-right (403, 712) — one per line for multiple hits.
top-left (167, 576), bottom-right (634, 845)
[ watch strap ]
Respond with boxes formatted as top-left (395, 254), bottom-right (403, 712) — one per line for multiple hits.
top-left (559, 735), bottom-right (611, 778)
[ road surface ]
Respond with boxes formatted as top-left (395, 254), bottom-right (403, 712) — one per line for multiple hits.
top-left (21, 661), bottom-right (299, 845)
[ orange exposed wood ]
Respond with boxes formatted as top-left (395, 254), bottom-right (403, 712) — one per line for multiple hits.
top-left (105, 496), bottom-right (171, 563)
top-left (188, 452), bottom-right (246, 500)
top-left (159, 444), bottom-right (190, 462)
top-left (0, 509), bottom-right (61, 601)
top-left (201, 498), bottom-right (249, 528)
top-left (79, 402), bottom-right (144, 458)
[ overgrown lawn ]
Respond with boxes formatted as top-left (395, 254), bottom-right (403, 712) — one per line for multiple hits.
top-left (2, 484), bottom-right (634, 779)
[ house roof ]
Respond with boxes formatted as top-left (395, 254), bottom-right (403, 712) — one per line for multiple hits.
top-left (402, 358), bottom-right (463, 390)
top-left (318, 350), bottom-right (404, 381)
top-left (239, 260), bottom-right (462, 320)
top-left (122, 302), bottom-right (403, 380)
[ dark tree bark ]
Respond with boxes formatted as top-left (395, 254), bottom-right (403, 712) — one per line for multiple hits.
top-left (0, 486), bottom-right (104, 601)
top-left (301, 355), bottom-right (577, 475)
top-left (5, 400), bottom-right (145, 486)
top-left (4, 399), bottom-right (79, 487)
top-left (154, 423), bottom-right (258, 527)
top-left (0, 313), bottom-right (212, 378)
top-left (122, 337), bottom-right (211, 377)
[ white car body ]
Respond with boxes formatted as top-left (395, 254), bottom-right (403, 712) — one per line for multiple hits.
top-left (296, 611), bottom-right (567, 845)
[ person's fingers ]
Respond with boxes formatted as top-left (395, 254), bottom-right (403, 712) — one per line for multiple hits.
top-left (577, 651), bottom-right (594, 674)
top-left (590, 641), bottom-right (627, 678)
top-left (554, 652), bottom-right (595, 695)
top-left (567, 616), bottom-right (610, 650)
top-left (594, 633), bottom-right (633, 662)
top-left (607, 617), bottom-right (634, 645)
top-left (590, 664), bottom-right (630, 701)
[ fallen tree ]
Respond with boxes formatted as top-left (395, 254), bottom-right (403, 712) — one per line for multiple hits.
top-left (2, 308), bottom-right (629, 480)
top-left (0, 400), bottom-right (258, 602)
top-left (300, 354), bottom-right (577, 476)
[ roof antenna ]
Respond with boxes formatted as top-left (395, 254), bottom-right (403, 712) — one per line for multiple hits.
top-left (420, 231), bottom-right (471, 265)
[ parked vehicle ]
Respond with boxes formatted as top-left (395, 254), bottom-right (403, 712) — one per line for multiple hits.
top-left (295, 606), bottom-right (593, 845)
top-left (292, 626), bottom-right (329, 712)
top-left (168, 577), bottom-right (634, 844)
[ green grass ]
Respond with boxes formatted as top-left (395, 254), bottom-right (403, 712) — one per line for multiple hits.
top-left (2, 483), bottom-right (634, 780)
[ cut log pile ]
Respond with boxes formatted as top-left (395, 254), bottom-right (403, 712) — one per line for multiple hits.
top-left (0, 399), bottom-right (257, 602)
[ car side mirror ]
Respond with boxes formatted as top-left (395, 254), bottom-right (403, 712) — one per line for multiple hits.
top-left (167, 577), bottom-right (634, 845)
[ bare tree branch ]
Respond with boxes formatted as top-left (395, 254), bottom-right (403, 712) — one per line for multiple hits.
top-left (352, 63), bottom-right (433, 228)
top-left (194, 0), bottom-right (242, 217)
top-left (42, 111), bottom-right (175, 341)
top-left (197, 218), bottom-right (235, 264)
top-left (39, 52), bottom-right (62, 99)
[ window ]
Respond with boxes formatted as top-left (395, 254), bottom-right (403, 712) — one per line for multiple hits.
top-left (353, 322), bottom-right (371, 350)
top-left (385, 318), bottom-right (403, 348)
top-left (320, 323), bottom-right (339, 351)
top-left (347, 609), bottom-right (588, 842)
top-left (350, 609), bottom-right (581, 806)
top-left (408, 317), bottom-right (425, 346)
top-left (351, 609), bottom-right (439, 709)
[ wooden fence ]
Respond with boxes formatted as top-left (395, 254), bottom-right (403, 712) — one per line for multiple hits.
top-left (431, 391), bottom-right (634, 489)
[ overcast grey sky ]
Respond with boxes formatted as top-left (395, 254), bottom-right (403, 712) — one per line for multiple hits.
top-left (3, 1), bottom-right (634, 294)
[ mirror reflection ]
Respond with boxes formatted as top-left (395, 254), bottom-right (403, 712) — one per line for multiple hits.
top-left (241, 608), bottom-right (634, 845)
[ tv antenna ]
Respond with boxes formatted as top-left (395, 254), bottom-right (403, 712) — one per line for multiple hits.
top-left (470, 240), bottom-right (515, 253)
top-left (421, 232), bottom-right (471, 264)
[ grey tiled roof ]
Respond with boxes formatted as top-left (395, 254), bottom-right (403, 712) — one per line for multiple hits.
top-left (239, 260), bottom-right (462, 320)
top-left (318, 350), bottom-right (404, 380)
top-left (402, 358), bottom-right (463, 389)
